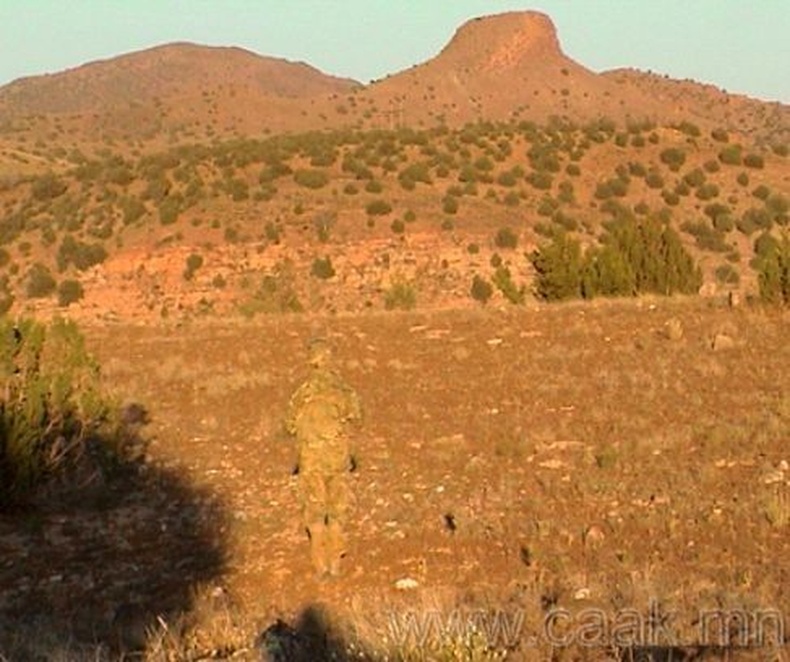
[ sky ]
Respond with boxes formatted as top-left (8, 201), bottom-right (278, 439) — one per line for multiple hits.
top-left (0, 1), bottom-right (788, 103)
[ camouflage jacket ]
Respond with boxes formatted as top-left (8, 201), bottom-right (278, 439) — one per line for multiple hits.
top-left (285, 369), bottom-right (362, 470)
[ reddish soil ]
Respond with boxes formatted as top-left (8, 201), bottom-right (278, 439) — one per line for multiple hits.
top-left (3, 298), bottom-right (786, 658)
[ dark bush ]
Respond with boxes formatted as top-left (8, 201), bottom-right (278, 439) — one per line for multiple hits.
top-left (311, 256), bottom-right (335, 280)
top-left (470, 275), bottom-right (493, 304)
top-left (494, 227), bottom-right (518, 249)
top-left (366, 199), bottom-right (393, 216)
top-left (57, 279), bottom-right (84, 306)
top-left (26, 263), bottom-right (57, 298)
top-left (294, 169), bottom-right (329, 189)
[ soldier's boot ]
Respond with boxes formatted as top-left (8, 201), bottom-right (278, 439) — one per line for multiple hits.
top-left (326, 520), bottom-right (346, 577)
top-left (307, 521), bottom-right (329, 579)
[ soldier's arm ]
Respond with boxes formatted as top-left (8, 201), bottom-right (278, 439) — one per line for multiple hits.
top-left (284, 384), bottom-right (307, 436)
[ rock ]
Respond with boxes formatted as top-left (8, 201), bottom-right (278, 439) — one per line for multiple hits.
top-left (573, 587), bottom-right (591, 601)
top-left (711, 333), bottom-right (736, 351)
top-left (665, 317), bottom-right (684, 341)
top-left (395, 577), bottom-right (420, 590)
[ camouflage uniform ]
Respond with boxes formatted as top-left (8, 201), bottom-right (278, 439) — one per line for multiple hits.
top-left (285, 339), bottom-right (362, 577)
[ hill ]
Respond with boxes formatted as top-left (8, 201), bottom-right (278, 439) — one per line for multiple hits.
top-left (0, 11), bottom-right (786, 322)
top-left (0, 12), bottom-right (787, 148)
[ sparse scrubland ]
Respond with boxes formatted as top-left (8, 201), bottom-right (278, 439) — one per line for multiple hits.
top-left (0, 9), bottom-right (788, 661)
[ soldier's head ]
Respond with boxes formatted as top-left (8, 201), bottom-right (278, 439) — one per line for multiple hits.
top-left (307, 337), bottom-right (333, 370)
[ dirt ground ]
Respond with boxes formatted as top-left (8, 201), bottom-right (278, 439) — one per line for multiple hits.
top-left (1, 296), bottom-right (788, 659)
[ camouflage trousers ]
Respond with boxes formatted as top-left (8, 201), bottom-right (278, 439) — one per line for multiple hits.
top-left (299, 469), bottom-right (350, 577)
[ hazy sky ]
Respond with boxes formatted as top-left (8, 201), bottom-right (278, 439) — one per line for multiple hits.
top-left (1, 1), bottom-right (788, 103)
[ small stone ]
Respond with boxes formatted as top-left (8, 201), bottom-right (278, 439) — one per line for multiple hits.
top-left (395, 577), bottom-right (420, 590)
top-left (573, 587), bottom-right (591, 601)
top-left (665, 318), bottom-right (684, 341)
top-left (711, 333), bottom-right (736, 351)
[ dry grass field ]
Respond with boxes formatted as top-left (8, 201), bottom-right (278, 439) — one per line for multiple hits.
top-left (1, 296), bottom-right (787, 659)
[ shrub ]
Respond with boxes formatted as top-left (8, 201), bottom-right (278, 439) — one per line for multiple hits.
top-left (743, 153), bottom-right (765, 169)
top-left (527, 171), bottom-right (553, 190)
top-left (492, 265), bottom-right (525, 304)
top-left (494, 227), bottom-right (518, 249)
top-left (695, 183), bottom-right (720, 201)
top-left (581, 244), bottom-right (635, 298)
top-left (660, 147), bottom-right (686, 171)
top-left (120, 197), bottom-right (146, 225)
top-left (683, 168), bottom-right (706, 188)
top-left (57, 279), bottom-right (84, 306)
top-left (242, 261), bottom-right (303, 315)
top-left (703, 159), bottom-right (721, 174)
top-left (56, 235), bottom-right (107, 272)
top-left (719, 144), bottom-right (743, 166)
top-left (311, 256), bottom-right (335, 280)
top-left (390, 218), bottom-right (405, 234)
top-left (442, 196), bottom-right (459, 215)
top-left (736, 172), bottom-right (749, 187)
top-left (645, 171), bottom-right (664, 189)
top-left (470, 275), bottom-right (493, 304)
top-left (711, 128), bottom-right (729, 143)
top-left (366, 199), bottom-right (392, 216)
top-left (715, 264), bottom-right (740, 286)
top-left (0, 317), bottom-right (111, 507)
top-left (601, 216), bottom-right (702, 295)
top-left (158, 196), bottom-right (181, 225)
top-left (755, 235), bottom-right (789, 304)
top-left (183, 253), bottom-right (204, 280)
top-left (384, 280), bottom-right (417, 310)
top-left (26, 263), bottom-right (57, 298)
top-left (530, 232), bottom-right (583, 301)
top-left (31, 172), bottom-right (67, 201)
top-left (293, 169), bottom-right (329, 189)
top-left (503, 191), bottom-right (520, 207)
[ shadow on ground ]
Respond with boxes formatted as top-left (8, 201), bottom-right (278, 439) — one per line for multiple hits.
top-left (257, 604), bottom-right (378, 661)
top-left (0, 405), bottom-right (229, 658)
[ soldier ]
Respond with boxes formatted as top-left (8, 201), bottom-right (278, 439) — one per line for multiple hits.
top-left (285, 337), bottom-right (362, 578)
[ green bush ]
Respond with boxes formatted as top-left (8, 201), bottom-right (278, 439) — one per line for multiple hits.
top-left (0, 317), bottom-right (112, 508)
top-left (492, 265), bottom-right (525, 304)
top-left (366, 199), bottom-right (393, 216)
top-left (530, 232), bottom-right (583, 301)
top-left (581, 244), bottom-right (635, 298)
top-left (715, 264), bottom-right (739, 286)
top-left (660, 147), bottom-right (686, 171)
top-left (57, 279), bottom-right (84, 307)
top-left (239, 261), bottom-right (303, 317)
top-left (183, 253), bottom-right (204, 280)
top-left (57, 235), bottom-right (108, 272)
top-left (719, 145), bottom-right (742, 166)
top-left (442, 195), bottom-right (459, 215)
top-left (311, 256), bottom-right (335, 280)
top-left (31, 172), bottom-right (67, 201)
top-left (743, 153), bottom-right (765, 169)
top-left (711, 128), bottom-right (729, 143)
top-left (494, 227), bottom-right (518, 250)
top-left (755, 234), bottom-right (789, 304)
top-left (293, 168), bottom-right (329, 189)
top-left (26, 263), bottom-right (57, 298)
top-left (384, 280), bottom-right (417, 310)
top-left (470, 275), bottom-right (493, 304)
